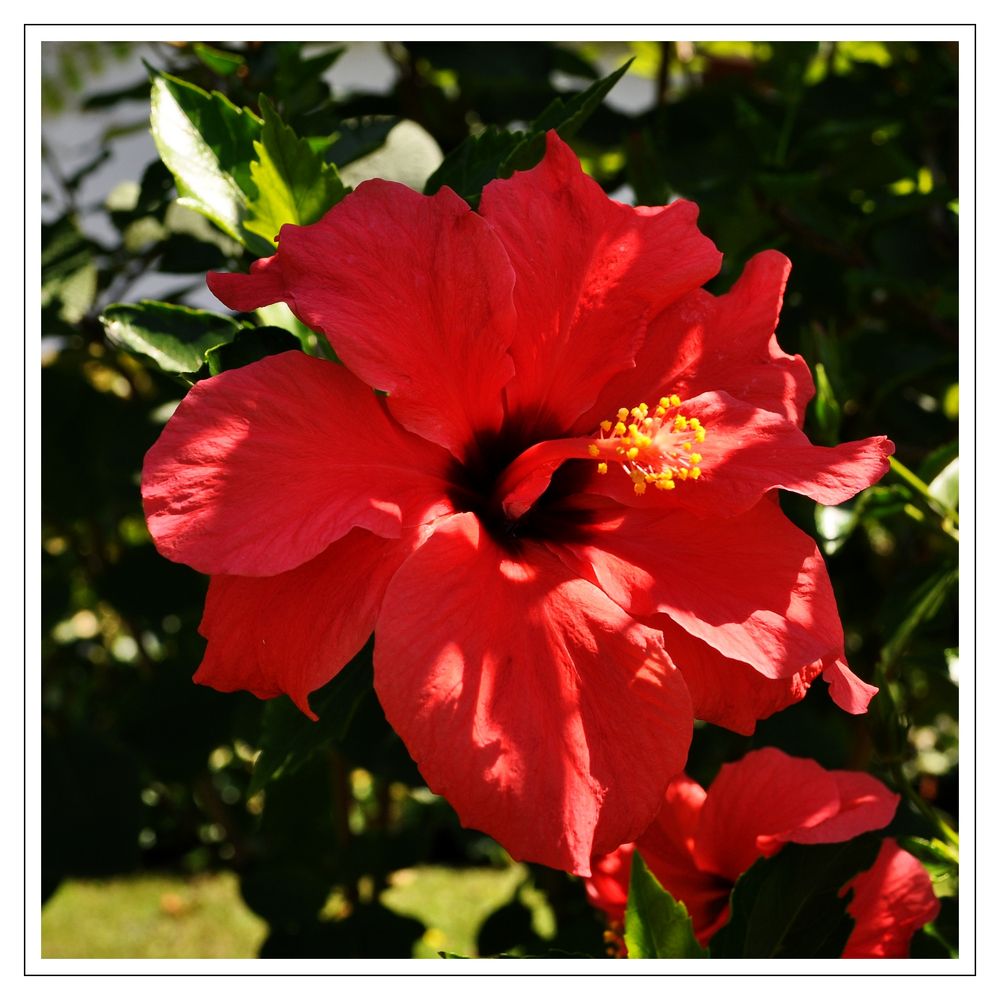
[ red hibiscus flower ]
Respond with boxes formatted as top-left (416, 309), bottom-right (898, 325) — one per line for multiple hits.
top-left (585, 748), bottom-right (941, 957)
top-left (141, 132), bottom-right (892, 875)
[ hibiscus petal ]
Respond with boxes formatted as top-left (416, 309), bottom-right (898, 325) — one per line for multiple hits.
top-left (479, 131), bottom-right (721, 432)
top-left (634, 775), bottom-right (733, 941)
top-left (209, 180), bottom-right (517, 460)
top-left (586, 775), bottom-right (720, 928)
top-left (843, 840), bottom-right (941, 958)
top-left (373, 512), bottom-right (693, 876)
top-left (576, 249), bottom-right (813, 431)
top-left (142, 351), bottom-right (453, 576)
top-left (557, 499), bottom-right (845, 680)
top-left (824, 656), bottom-right (879, 714)
top-left (691, 748), bottom-right (842, 880)
top-left (195, 529), bottom-right (407, 717)
top-left (585, 843), bottom-right (635, 923)
top-left (781, 771), bottom-right (899, 846)
top-left (658, 617), bottom-right (824, 735)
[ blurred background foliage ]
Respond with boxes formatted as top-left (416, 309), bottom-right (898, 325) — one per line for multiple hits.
top-left (41, 39), bottom-right (958, 959)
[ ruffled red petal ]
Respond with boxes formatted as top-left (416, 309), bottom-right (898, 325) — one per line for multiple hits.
top-left (692, 749), bottom-right (842, 880)
top-left (843, 840), bottom-right (941, 957)
top-left (658, 617), bottom-right (824, 735)
top-left (575, 249), bottom-right (813, 431)
top-left (784, 771), bottom-right (899, 846)
top-left (557, 498), bottom-right (845, 681)
top-left (210, 181), bottom-right (518, 461)
top-left (373, 512), bottom-right (693, 875)
top-left (479, 131), bottom-right (722, 433)
top-left (195, 528), bottom-right (409, 717)
top-left (142, 351), bottom-right (453, 576)
top-left (823, 656), bottom-right (879, 714)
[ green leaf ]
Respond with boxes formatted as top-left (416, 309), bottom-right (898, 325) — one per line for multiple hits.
top-left (204, 326), bottom-right (302, 376)
top-left (624, 852), bottom-right (708, 958)
top-left (244, 96), bottom-right (349, 246)
top-left (149, 71), bottom-right (271, 255)
top-left (928, 456), bottom-right (959, 514)
top-left (709, 838), bottom-right (881, 958)
top-left (425, 59), bottom-right (632, 203)
top-left (248, 647), bottom-right (374, 796)
top-left (424, 125), bottom-right (526, 201)
top-left (528, 57), bottom-right (632, 140)
top-left (100, 300), bottom-right (244, 373)
top-left (880, 566), bottom-right (959, 675)
top-left (191, 42), bottom-right (245, 77)
top-left (41, 215), bottom-right (99, 323)
top-left (811, 361), bottom-right (842, 445)
top-left (255, 302), bottom-right (334, 358)
top-left (323, 115), bottom-right (399, 167)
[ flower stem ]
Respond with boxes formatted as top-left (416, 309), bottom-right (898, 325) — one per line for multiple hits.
top-left (889, 456), bottom-right (959, 535)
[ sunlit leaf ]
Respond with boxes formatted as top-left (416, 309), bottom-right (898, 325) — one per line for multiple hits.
top-left (624, 852), bottom-right (707, 958)
top-left (149, 71), bottom-right (271, 255)
top-left (244, 96), bottom-right (349, 246)
top-left (928, 457), bottom-right (958, 513)
top-left (100, 300), bottom-right (244, 373)
top-left (192, 42), bottom-right (245, 77)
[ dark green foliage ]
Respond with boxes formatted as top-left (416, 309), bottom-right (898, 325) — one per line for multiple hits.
top-left (425, 59), bottom-right (631, 203)
top-left (710, 839), bottom-right (882, 958)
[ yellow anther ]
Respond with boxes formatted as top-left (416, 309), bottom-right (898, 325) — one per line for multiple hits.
top-left (591, 395), bottom-right (708, 498)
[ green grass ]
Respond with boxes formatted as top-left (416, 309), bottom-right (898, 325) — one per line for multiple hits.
top-left (41, 864), bottom-right (544, 959)
top-left (41, 871), bottom-right (267, 958)
top-left (382, 863), bottom-right (545, 957)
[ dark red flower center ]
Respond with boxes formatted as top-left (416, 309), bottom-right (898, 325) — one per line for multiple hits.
top-left (446, 395), bottom-right (709, 550)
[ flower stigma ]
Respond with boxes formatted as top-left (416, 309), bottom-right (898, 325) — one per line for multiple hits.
top-left (589, 396), bottom-right (708, 495)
